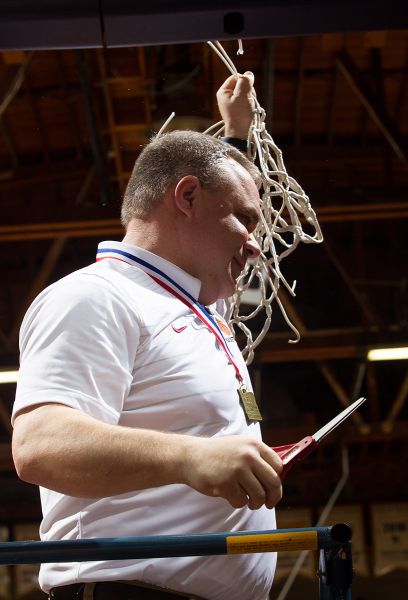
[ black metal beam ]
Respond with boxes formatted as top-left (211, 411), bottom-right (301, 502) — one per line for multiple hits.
top-left (0, 1), bottom-right (407, 51)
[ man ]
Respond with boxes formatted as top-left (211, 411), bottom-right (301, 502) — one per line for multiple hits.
top-left (12, 72), bottom-right (283, 600)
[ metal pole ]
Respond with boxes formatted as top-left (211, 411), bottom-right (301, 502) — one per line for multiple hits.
top-left (0, 525), bottom-right (350, 566)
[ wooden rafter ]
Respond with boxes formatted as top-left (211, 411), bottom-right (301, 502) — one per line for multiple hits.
top-left (366, 362), bottom-right (381, 422)
top-left (382, 372), bottom-right (408, 432)
top-left (336, 49), bottom-right (406, 162)
top-left (0, 51), bottom-right (33, 119)
top-left (323, 237), bottom-right (380, 327)
top-left (264, 277), bottom-right (370, 431)
top-left (317, 360), bottom-right (370, 433)
top-left (2, 199), bottom-right (408, 243)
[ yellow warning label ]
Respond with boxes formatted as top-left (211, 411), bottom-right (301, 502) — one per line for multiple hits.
top-left (226, 531), bottom-right (318, 554)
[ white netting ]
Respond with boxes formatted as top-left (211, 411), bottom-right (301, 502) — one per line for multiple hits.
top-left (207, 41), bottom-right (323, 364)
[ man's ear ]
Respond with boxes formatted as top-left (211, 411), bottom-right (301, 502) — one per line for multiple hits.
top-left (173, 175), bottom-right (201, 218)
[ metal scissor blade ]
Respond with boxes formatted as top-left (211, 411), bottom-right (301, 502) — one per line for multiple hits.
top-left (312, 397), bottom-right (366, 443)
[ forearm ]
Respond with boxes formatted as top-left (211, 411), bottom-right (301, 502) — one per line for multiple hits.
top-left (13, 404), bottom-right (283, 508)
top-left (12, 404), bottom-right (191, 497)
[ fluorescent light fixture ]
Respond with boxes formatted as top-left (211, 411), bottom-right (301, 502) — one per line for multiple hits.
top-left (0, 370), bottom-right (18, 384)
top-left (367, 347), bottom-right (408, 361)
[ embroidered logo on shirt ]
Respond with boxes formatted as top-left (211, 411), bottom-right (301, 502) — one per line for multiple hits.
top-left (171, 315), bottom-right (194, 333)
top-left (172, 324), bottom-right (188, 333)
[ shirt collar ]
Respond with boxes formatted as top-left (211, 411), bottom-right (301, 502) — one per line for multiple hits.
top-left (97, 240), bottom-right (202, 301)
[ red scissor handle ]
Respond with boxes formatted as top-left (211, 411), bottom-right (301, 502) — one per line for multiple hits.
top-left (272, 436), bottom-right (318, 479)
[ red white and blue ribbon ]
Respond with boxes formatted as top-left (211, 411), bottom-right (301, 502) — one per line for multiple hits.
top-left (96, 246), bottom-right (244, 383)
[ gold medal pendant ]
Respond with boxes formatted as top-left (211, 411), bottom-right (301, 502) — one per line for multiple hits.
top-left (238, 386), bottom-right (263, 423)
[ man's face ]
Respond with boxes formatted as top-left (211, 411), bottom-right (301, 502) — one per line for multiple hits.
top-left (192, 159), bottom-right (261, 304)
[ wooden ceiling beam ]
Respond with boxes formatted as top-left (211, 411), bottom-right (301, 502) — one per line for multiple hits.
top-left (336, 49), bottom-right (406, 162)
top-left (1, 199), bottom-right (408, 243)
top-left (261, 271), bottom-right (370, 434)
top-left (0, 161), bottom-right (89, 190)
top-left (382, 372), bottom-right (408, 433)
top-left (0, 51), bottom-right (33, 119)
top-left (0, 199), bottom-right (408, 244)
top-left (0, 143), bottom-right (406, 189)
top-left (258, 344), bottom-right (362, 363)
top-left (317, 360), bottom-right (370, 432)
top-left (323, 237), bottom-right (380, 327)
top-left (366, 362), bottom-right (381, 423)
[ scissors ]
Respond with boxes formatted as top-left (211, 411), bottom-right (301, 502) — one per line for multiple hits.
top-left (272, 396), bottom-right (366, 479)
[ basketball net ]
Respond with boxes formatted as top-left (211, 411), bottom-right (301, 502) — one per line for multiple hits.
top-left (206, 41), bottom-right (324, 364)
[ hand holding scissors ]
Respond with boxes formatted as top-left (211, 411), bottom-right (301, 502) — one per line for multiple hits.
top-left (272, 397), bottom-right (366, 479)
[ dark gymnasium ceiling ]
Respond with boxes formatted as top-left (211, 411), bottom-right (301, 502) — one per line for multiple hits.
top-left (0, 2), bottom-right (408, 520)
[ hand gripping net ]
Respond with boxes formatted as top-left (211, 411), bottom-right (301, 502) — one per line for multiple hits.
top-left (207, 41), bottom-right (324, 364)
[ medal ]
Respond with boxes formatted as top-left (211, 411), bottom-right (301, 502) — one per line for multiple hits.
top-left (238, 385), bottom-right (262, 423)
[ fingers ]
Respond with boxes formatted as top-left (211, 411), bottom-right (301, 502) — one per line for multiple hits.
top-left (185, 436), bottom-right (283, 510)
top-left (239, 472), bottom-right (269, 510)
top-left (224, 484), bottom-right (251, 509)
top-left (217, 74), bottom-right (239, 96)
top-left (223, 463), bottom-right (282, 510)
top-left (216, 71), bottom-right (256, 138)
top-left (232, 71), bottom-right (255, 98)
top-left (260, 444), bottom-right (284, 476)
top-left (217, 72), bottom-right (255, 100)
top-left (220, 442), bottom-right (283, 510)
top-left (251, 460), bottom-right (282, 509)
top-left (237, 443), bottom-right (282, 509)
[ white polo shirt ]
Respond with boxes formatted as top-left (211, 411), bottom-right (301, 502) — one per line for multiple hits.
top-left (13, 241), bottom-right (277, 600)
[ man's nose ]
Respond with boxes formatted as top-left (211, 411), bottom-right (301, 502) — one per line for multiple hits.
top-left (244, 234), bottom-right (261, 259)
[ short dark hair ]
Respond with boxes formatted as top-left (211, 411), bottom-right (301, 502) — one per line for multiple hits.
top-left (121, 130), bottom-right (259, 227)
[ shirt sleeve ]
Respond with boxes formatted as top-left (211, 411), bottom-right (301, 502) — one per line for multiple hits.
top-left (13, 272), bottom-right (140, 425)
top-left (219, 136), bottom-right (248, 154)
